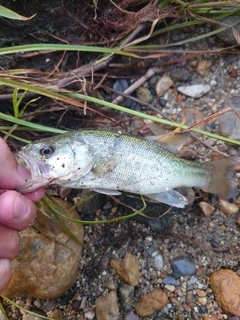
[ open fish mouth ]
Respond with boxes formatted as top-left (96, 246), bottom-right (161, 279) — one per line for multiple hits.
top-left (15, 152), bottom-right (51, 193)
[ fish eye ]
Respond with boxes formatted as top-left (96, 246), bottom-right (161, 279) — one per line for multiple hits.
top-left (40, 145), bottom-right (55, 156)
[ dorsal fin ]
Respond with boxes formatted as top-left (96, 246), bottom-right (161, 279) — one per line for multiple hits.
top-left (146, 132), bottom-right (190, 154)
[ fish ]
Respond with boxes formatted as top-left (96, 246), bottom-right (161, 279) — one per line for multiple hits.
top-left (15, 130), bottom-right (238, 208)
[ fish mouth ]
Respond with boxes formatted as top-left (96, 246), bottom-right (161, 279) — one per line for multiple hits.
top-left (15, 152), bottom-right (51, 193)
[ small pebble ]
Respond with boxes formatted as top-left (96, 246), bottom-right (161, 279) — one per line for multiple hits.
top-left (103, 279), bottom-right (116, 290)
top-left (177, 84), bottom-right (211, 98)
top-left (162, 277), bottom-right (177, 285)
top-left (198, 297), bottom-right (207, 305)
top-left (171, 67), bottom-right (190, 81)
top-left (136, 87), bottom-right (153, 103)
top-left (186, 290), bottom-right (194, 303)
top-left (124, 311), bottom-right (140, 320)
top-left (164, 284), bottom-right (175, 292)
top-left (155, 75), bottom-right (173, 97)
top-left (110, 252), bottom-right (140, 286)
top-left (199, 201), bottom-right (215, 216)
top-left (218, 197), bottom-right (239, 216)
top-left (196, 289), bottom-right (207, 297)
top-left (170, 256), bottom-right (196, 278)
top-left (95, 290), bottom-right (119, 320)
top-left (196, 60), bottom-right (212, 77)
top-left (219, 97), bottom-right (240, 140)
top-left (183, 303), bottom-right (192, 313)
top-left (119, 283), bottom-right (134, 310)
top-left (154, 255), bottom-right (164, 271)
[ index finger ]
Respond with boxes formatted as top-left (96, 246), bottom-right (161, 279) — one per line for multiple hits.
top-left (0, 139), bottom-right (31, 189)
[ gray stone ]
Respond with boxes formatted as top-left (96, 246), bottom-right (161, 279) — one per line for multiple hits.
top-left (170, 256), bottom-right (196, 278)
top-left (124, 311), bottom-right (139, 320)
top-left (212, 10), bottom-right (240, 45)
top-left (154, 255), bottom-right (164, 271)
top-left (171, 68), bottom-right (191, 81)
top-left (177, 84), bottom-right (211, 98)
top-left (219, 96), bottom-right (240, 140)
top-left (119, 283), bottom-right (134, 310)
top-left (162, 277), bottom-right (177, 285)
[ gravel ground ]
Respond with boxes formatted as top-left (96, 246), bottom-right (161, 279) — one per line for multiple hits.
top-left (1, 22), bottom-right (240, 320)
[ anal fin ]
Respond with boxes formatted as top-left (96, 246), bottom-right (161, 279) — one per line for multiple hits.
top-left (144, 190), bottom-right (189, 208)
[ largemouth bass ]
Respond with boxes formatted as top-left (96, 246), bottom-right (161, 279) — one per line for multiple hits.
top-left (16, 130), bottom-right (238, 208)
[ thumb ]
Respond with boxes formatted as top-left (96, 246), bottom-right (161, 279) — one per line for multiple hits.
top-left (0, 139), bottom-right (31, 189)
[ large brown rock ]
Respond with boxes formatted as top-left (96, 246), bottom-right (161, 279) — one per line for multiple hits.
top-left (3, 198), bottom-right (84, 299)
top-left (135, 288), bottom-right (168, 317)
top-left (95, 290), bottom-right (120, 320)
top-left (210, 269), bottom-right (240, 316)
top-left (110, 252), bottom-right (140, 286)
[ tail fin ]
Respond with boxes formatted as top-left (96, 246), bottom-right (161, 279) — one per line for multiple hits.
top-left (203, 157), bottom-right (238, 199)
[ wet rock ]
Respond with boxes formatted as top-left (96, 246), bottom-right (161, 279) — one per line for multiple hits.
top-left (219, 96), bottom-right (240, 140)
top-left (196, 289), bottom-right (207, 297)
top-left (218, 197), bottom-right (239, 216)
top-left (210, 269), bottom-right (240, 316)
top-left (124, 311), bottom-right (139, 320)
top-left (170, 256), bottom-right (196, 278)
top-left (95, 290), bottom-right (120, 320)
top-left (155, 75), bottom-right (173, 97)
top-left (103, 279), bottom-right (116, 290)
top-left (182, 303), bottom-right (191, 313)
top-left (196, 60), bottom-right (212, 77)
top-left (164, 284), bottom-right (175, 292)
top-left (119, 283), bottom-right (134, 310)
top-left (135, 288), bottom-right (168, 317)
top-left (120, 194), bottom-right (180, 232)
top-left (178, 107), bottom-right (205, 144)
top-left (77, 190), bottom-right (105, 217)
top-left (113, 79), bottom-right (131, 107)
top-left (3, 199), bottom-right (84, 299)
top-left (212, 12), bottom-right (240, 45)
top-left (198, 296), bottom-right (207, 305)
top-left (154, 254), bottom-right (164, 271)
top-left (110, 252), bottom-right (140, 286)
top-left (186, 290), bottom-right (194, 303)
top-left (162, 277), bottom-right (177, 285)
top-left (50, 309), bottom-right (63, 320)
top-left (199, 201), bottom-right (215, 216)
top-left (84, 311), bottom-right (95, 319)
top-left (113, 79), bottom-right (128, 93)
top-left (191, 310), bottom-right (200, 320)
top-left (177, 84), bottom-right (211, 98)
top-left (171, 68), bottom-right (191, 81)
top-left (136, 87), bottom-right (153, 103)
top-left (159, 98), bottom-right (167, 107)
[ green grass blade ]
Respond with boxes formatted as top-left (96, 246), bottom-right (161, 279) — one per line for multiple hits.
top-left (0, 5), bottom-right (36, 20)
top-left (0, 113), bottom-right (66, 133)
top-left (0, 44), bottom-right (134, 57)
top-left (66, 92), bottom-right (240, 146)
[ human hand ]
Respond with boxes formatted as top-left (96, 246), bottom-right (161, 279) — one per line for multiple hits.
top-left (0, 138), bottom-right (45, 294)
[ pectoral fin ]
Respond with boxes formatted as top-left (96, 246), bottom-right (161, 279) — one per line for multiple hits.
top-left (144, 190), bottom-right (189, 208)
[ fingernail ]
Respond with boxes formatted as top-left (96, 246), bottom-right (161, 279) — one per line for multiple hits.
top-left (13, 196), bottom-right (27, 220)
top-left (17, 164), bottom-right (31, 181)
